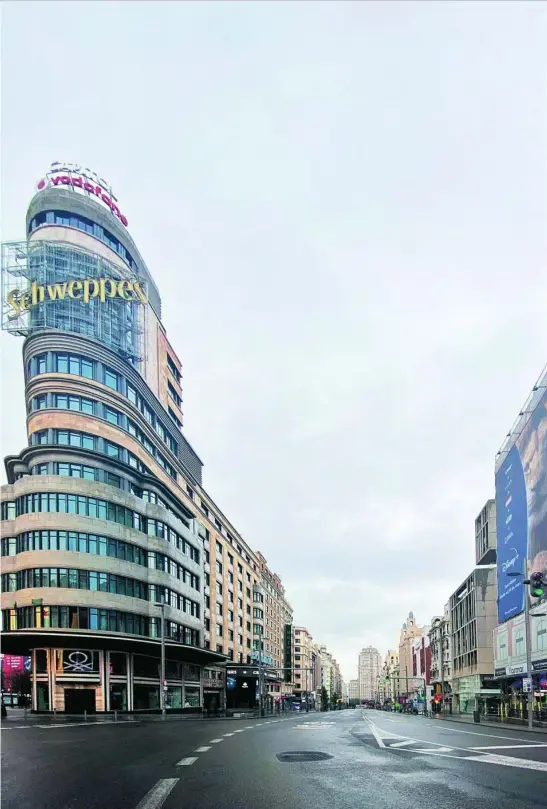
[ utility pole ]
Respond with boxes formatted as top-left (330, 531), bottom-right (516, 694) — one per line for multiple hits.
top-left (154, 600), bottom-right (166, 718)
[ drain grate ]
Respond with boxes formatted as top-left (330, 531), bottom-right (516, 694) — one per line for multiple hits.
top-left (276, 751), bottom-right (333, 763)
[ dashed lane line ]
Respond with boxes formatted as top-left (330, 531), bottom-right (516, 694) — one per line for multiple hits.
top-left (195, 746), bottom-right (211, 753)
top-left (223, 732), bottom-right (235, 737)
top-left (135, 778), bottom-right (179, 809)
top-left (209, 739), bottom-right (223, 743)
top-left (176, 757), bottom-right (198, 766)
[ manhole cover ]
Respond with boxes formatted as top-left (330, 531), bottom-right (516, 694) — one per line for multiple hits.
top-left (276, 751), bottom-right (333, 762)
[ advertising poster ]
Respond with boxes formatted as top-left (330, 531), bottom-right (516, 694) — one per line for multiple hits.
top-left (496, 388), bottom-right (547, 623)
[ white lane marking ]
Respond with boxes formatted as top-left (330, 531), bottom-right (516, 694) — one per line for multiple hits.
top-left (465, 752), bottom-right (547, 772)
top-left (245, 726), bottom-right (254, 729)
top-left (233, 729), bottom-right (245, 733)
top-left (135, 778), bottom-right (179, 809)
top-left (176, 757), bottom-right (197, 766)
top-left (2, 720), bottom-right (135, 731)
top-left (369, 723), bottom-right (386, 749)
top-left (389, 740), bottom-right (416, 748)
top-left (210, 739), bottom-right (223, 743)
top-left (223, 732), bottom-right (234, 737)
top-left (423, 723), bottom-right (543, 743)
top-left (412, 746), bottom-right (454, 754)
top-left (195, 746), bottom-right (211, 753)
top-left (470, 743), bottom-right (547, 750)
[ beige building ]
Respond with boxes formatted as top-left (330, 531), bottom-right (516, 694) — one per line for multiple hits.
top-left (358, 646), bottom-right (381, 701)
top-left (293, 626), bottom-right (313, 698)
top-left (450, 564), bottom-right (498, 713)
top-left (348, 678), bottom-right (360, 704)
top-left (383, 649), bottom-right (399, 702)
top-left (398, 612), bottom-right (425, 698)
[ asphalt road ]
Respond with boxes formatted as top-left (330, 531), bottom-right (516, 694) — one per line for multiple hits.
top-left (2, 708), bottom-right (547, 809)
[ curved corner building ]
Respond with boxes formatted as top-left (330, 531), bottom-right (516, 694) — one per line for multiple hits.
top-left (1, 165), bottom-right (226, 713)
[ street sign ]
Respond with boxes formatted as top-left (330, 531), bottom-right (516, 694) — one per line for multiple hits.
top-left (31, 598), bottom-right (43, 606)
top-left (523, 678), bottom-right (532, 693)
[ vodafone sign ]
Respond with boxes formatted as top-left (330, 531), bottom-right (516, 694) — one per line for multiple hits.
top-left (37, 162), bottom-right (128, 227)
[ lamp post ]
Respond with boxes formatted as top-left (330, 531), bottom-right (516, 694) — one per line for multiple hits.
top-left (154, 600), bottom-right (166, 718)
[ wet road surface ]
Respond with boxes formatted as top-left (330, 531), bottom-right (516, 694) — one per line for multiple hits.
top-left (2, 709), bottom-right (547, 809)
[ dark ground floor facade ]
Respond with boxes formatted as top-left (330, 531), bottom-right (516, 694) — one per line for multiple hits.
top-left (2, 630), bottom-right (226, 713)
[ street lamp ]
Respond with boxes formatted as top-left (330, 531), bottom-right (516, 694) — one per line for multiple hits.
top-left (507, 569), bottom-right (546, 730)
top-left (154, 600), bottom-right (166, 718)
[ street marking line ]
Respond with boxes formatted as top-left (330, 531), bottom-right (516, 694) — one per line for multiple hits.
top-left (195, 746), bottom-right (211, 753)
top-left (223, 732), bottom-right (234, 737)
top-left (470, 744), bottom-right (547, 750)
top-left (245, 726), bottom-right (254, 729)
top-left (176, 757), bottom-right (197, 766)
top-left (210, 739), bottom-right (223, 743)
top-left (464, 752), bottom-right (547, 772)
top-left (412, 746), bottom-right (454, 753)
top-left (389, 740), bottom-right (416, 748)
top-left (368, 723), bottom-right (386, 749)
top-left (233, 729), bottom-right (245, 733)
top-left (423, 723), bottom-right (543, 743)
top-left (135, 778), bottom-right (179, 809)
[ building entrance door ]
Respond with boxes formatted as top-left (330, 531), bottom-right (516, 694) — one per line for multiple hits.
top-left (64, 688), bottom-right (96, 714)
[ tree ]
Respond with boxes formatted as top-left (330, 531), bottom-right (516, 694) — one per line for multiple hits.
top-left (321, 686), bottom-right (329, 712)
top-left (331, 691), bottom-right (340, 709)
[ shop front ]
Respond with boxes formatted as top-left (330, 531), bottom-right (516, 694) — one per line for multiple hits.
top-left (3, 630), bottom-right (227, 713)
top-left (203, 668), bottom-right (226, 715)
top-left (225, 665), bottom-right (280, 712)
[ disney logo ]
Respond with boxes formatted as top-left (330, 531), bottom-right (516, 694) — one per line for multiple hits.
top-left (502, 549), bottom-right (520, 574)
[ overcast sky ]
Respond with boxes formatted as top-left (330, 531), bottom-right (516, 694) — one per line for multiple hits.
top-left (1, 1), bottom-right (546, 681)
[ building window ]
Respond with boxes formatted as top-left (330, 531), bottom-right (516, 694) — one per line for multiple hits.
top-left (167, 355), bottom-right (182, 384)
top-left (168, 381), bottom-right (182, 408)
top-left (104, 406), bottom-right (121, 426)
top-left (168, 407), bottom-right (182, 429)
top-left (104, 368), bottom-right (120, 391)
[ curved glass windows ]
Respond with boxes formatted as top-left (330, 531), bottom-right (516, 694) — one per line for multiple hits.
top-left (28, 210), bottom-right (139, 274)
top-left (2, 604), bottom-right (201, 647)
top-left (2, 568), bottom-right (200, 617)
top-left (13, 492), bottom-right (200, 564)
top-left (29, 352), bottom-right (178, 457)
top-left (2, 530), bottom-right (200, 590)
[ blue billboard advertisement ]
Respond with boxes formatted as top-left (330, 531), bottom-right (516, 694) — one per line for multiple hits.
top-left (496, 388), bottom-right (547, 623)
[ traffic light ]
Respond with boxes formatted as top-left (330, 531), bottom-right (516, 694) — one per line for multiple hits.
top-left (530, 571), bottom-right (546, 599)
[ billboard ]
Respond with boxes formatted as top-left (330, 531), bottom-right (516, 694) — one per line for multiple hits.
top-left (496, 386), bottom-right (547, 623)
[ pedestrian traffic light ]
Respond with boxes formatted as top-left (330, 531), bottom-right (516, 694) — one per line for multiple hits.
top-left (530, 571), bottom-right (546, 599)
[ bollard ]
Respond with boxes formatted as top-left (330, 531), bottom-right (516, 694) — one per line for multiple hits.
top-left (114, 710), bottom-right (118, 722)
top-left (84, 709), bottom-right (88, 722)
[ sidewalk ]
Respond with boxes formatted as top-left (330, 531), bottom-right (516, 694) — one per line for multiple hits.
top-left (2, 708), bottom-right (304, 725)
top-left (427, 712), bottom-right (547, 735)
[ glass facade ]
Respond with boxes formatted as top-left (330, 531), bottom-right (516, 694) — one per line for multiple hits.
top-left (24, 240), bottom-right (143, 363)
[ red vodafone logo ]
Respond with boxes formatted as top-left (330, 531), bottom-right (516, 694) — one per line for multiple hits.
top-left (35, 164), bottom-right (128, 227)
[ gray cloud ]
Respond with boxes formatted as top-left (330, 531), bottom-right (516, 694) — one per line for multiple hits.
top-left (1, 1), bottom-right (546, 679)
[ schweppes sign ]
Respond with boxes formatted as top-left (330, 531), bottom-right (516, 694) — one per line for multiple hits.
top-left (6, 277), bottom-right (147, 320)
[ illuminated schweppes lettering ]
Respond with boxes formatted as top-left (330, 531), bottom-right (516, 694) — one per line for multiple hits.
top-left (6, 278), bottom-right (147, 320)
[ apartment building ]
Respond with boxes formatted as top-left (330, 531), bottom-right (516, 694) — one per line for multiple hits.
top-left (348, 678), bottom-right (360, 704)
top-left (293, 626), bottom-right (313, 699)
top-left (450, 564), bottom-right (498, 713)
top-left (429, 603), bottom-right (452, 709)
top-left (383, 649), bottom-right (399, 702)
top-left (398, 612), bottom-right (425, 699)
top-left (358, 646), bottom-right (381, 701)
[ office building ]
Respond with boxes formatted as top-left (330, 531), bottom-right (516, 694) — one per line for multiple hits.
top-left (358, 645), bottom-right (381, 701)
top-left (0, 163), bottom-right (292, 713)
top-left (293, 626), bottom-right (313, 701)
